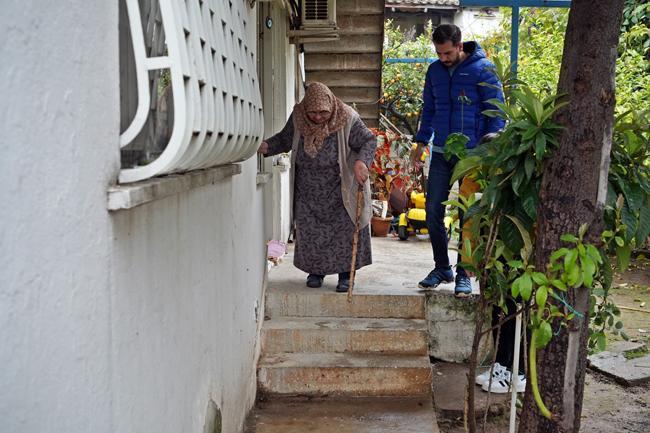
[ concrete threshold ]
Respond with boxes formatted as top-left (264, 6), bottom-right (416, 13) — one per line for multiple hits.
top-left (262, 316), bottom-right (428, 355)
top-left (258, 352), bottom-right (432, 397)
top-left (245, 396), bottom-right (440, 433)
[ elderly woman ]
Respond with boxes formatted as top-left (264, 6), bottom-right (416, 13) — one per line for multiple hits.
top-left (258, 83), bottom-right (376, 292)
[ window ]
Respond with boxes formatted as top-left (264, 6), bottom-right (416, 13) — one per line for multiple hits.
top-left (119, 0), bottom-right (264, 183)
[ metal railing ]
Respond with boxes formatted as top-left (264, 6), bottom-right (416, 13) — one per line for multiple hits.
top-left (120, 0), bottom-right (264, 183)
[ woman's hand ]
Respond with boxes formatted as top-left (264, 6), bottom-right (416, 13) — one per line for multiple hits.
top-left (257, 141), bottom-right (269, 155)
top-left (354, 160), bottom-right (369, 185)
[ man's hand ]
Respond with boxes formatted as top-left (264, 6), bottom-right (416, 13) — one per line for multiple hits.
top-left (257, 141), bottom-right (269, 155)
top-left (410, 142), bottom-right (426, 169)
top-left (354, 160), bottom-right (369, 185)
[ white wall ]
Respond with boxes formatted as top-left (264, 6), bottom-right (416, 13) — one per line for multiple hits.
top-left (110, 159), bottom-right (265, 433)
top-left (1, 2), bottom-right (266, 433)
top-left (0, 2), bottom-right (119, 433)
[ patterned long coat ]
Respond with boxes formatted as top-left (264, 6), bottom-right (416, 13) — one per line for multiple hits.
top-left (265, 115), bottom-right (376, 275)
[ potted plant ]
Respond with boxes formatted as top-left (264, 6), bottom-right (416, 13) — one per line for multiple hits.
top-left (369, 130), bottom-right (421, 236)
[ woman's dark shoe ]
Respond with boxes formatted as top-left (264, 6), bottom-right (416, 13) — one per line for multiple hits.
top-left (306, 274), bottom-right (324, 288)
top-left (336, 272), bottom-right (351, 293)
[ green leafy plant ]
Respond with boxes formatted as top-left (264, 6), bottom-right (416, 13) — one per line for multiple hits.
top-left (442, 86), bottom-right (567, 423)
top-left (606, 110), bottom-right (650, 255)
top-left (445, 86), bottom-right (634, 421)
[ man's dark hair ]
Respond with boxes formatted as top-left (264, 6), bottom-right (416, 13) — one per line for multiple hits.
top-left (432, 24), bottom-right (462, 45)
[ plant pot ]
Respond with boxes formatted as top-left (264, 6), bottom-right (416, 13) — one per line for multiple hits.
top-left (371, 216), bottom-right (392, 237)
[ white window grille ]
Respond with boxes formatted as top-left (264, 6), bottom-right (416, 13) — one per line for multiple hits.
top-left (120, 0), bottom-right (264, 183)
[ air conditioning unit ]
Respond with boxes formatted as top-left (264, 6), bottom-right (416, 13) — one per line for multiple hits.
top-left (301, 0), bottom-right (336, 28)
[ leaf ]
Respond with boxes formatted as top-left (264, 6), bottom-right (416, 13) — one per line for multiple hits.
top-left (540, 100), bottom-right (569, 124)
top-left (524, 156), bottom-right (535, 180)
top-left (534, 133), bottom-right (547, 160)
top-left (597, 333), bottom-right (607, 352)
top-left (494, 243), bottom-right (505, 260)
top-left (582, 255), bottom-right (596, 288)
top-left (578, 223), bottom-right (589, 239)
top-left (536, 321), bottom-right (553, 348)
top-left (621, 203), bottom-right (638, 241)
top-left (561, 234), bottom-right (579, 243)
top-left (536, 285), bottom-right (549, 308)
top-left (482, 109), bottom-right (504, 118)
top-left (520, 273), bottom-right (533, 301)
top-left (450, 155), bottom-right (481, 184)
top-left (636, 204), bottom-right (650, 243)
top-left (564, 248), bottom-right (578, 272)
top-left (522, 125), bottom-right (539, 141)
top-left (599, 251), bottom-right (613, 291)
top-left (443, 199), bottom-right (468, 212)
top-left (462, 238), bottom-right (473, 260)
top-left (532, 97), bottom-right (544, 125)
top-left (522, 194), bottom-right (537, 220)
top-left (532, 272), bottom-right (548, 285)
top-left (505, 215), bottom-right (533, 261)
top-left (567, 263), bottom-right (581, 287)
top-left (511, 277), bottom-right (521, 298)
top-left (512, 168), bottom-right (525, 196)
top-left (550, 247), bottom-right (569, 262)
top-left (463, 201), bottom-right (484, 224)
top-left (500, 217), bottom-right (524, 256)
top-left (620, 181), bottom-right (645, 212)
top-left (516, 140), bottom-right (532, 155)
top-left (616, 244), bottom-right (632, 271)
top-left (586, 244), bottom-right (602, 264)
top-left (601, 230), bottom-right (615, 239)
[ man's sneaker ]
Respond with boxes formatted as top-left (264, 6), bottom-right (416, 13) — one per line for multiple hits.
top-left (418, 267), bottom-right (454, 289)
top-left (481, 373), bottom-right (526, 394)
top-left (475, 362), bottom-right (508, 386)
top-left (454, 274), bottom-right (472, 297)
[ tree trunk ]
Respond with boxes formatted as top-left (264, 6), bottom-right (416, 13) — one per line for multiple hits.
top-left (518, 1), bottom-right (625, 432)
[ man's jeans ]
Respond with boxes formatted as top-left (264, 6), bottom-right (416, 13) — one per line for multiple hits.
top-left (425, 152), bottom-right (466, 277)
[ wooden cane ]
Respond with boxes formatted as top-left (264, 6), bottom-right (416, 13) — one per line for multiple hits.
top-left (348, 184), bottom-right (364, 302)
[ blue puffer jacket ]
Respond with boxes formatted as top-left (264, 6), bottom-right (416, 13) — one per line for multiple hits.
top-left (415, 41), bottom-right (505, 149)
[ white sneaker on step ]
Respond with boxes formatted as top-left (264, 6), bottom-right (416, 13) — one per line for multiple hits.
top-left (475, 362), bottom-right (508, 386)
top-left (481, 374), bottom-right (526, 393)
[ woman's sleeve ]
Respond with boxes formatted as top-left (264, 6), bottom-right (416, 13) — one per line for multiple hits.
top-left (348, 117), bottom-right (377, 167)
top-left (265, 113), bottom-right (295, 156)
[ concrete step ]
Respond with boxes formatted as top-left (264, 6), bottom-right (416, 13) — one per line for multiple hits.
top-left (363, 118), bottom-right (379, 128)
top-left (352, 102), bottom-right (380, 119)
top-left (303, 35), bottom-right (382, 54)
top-left (329, 86), bottom-right (380, 103)
top-left (306, 70), bottom-right (380, 88)
top-left (305, 53), bottom-right (381, 72)
top-left (266, 285), bottom-right (426, 319)
top-left (245, 396), bottom-right (440, 433)
top-left (337, 14), bottom-right (384, 35)
top-left (258, 352), bottom-right (433, 397)
top-left (262, 316), bottom-right (428, 355)
top-left (337, 0), bottom-right (384, 15)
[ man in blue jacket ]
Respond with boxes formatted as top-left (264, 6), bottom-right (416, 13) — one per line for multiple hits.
top-left (412, 24), bottom-right (505, 296)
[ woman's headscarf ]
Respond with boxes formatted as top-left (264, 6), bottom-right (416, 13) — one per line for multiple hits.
top-left (293, 82), bottom-right (353, 158)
